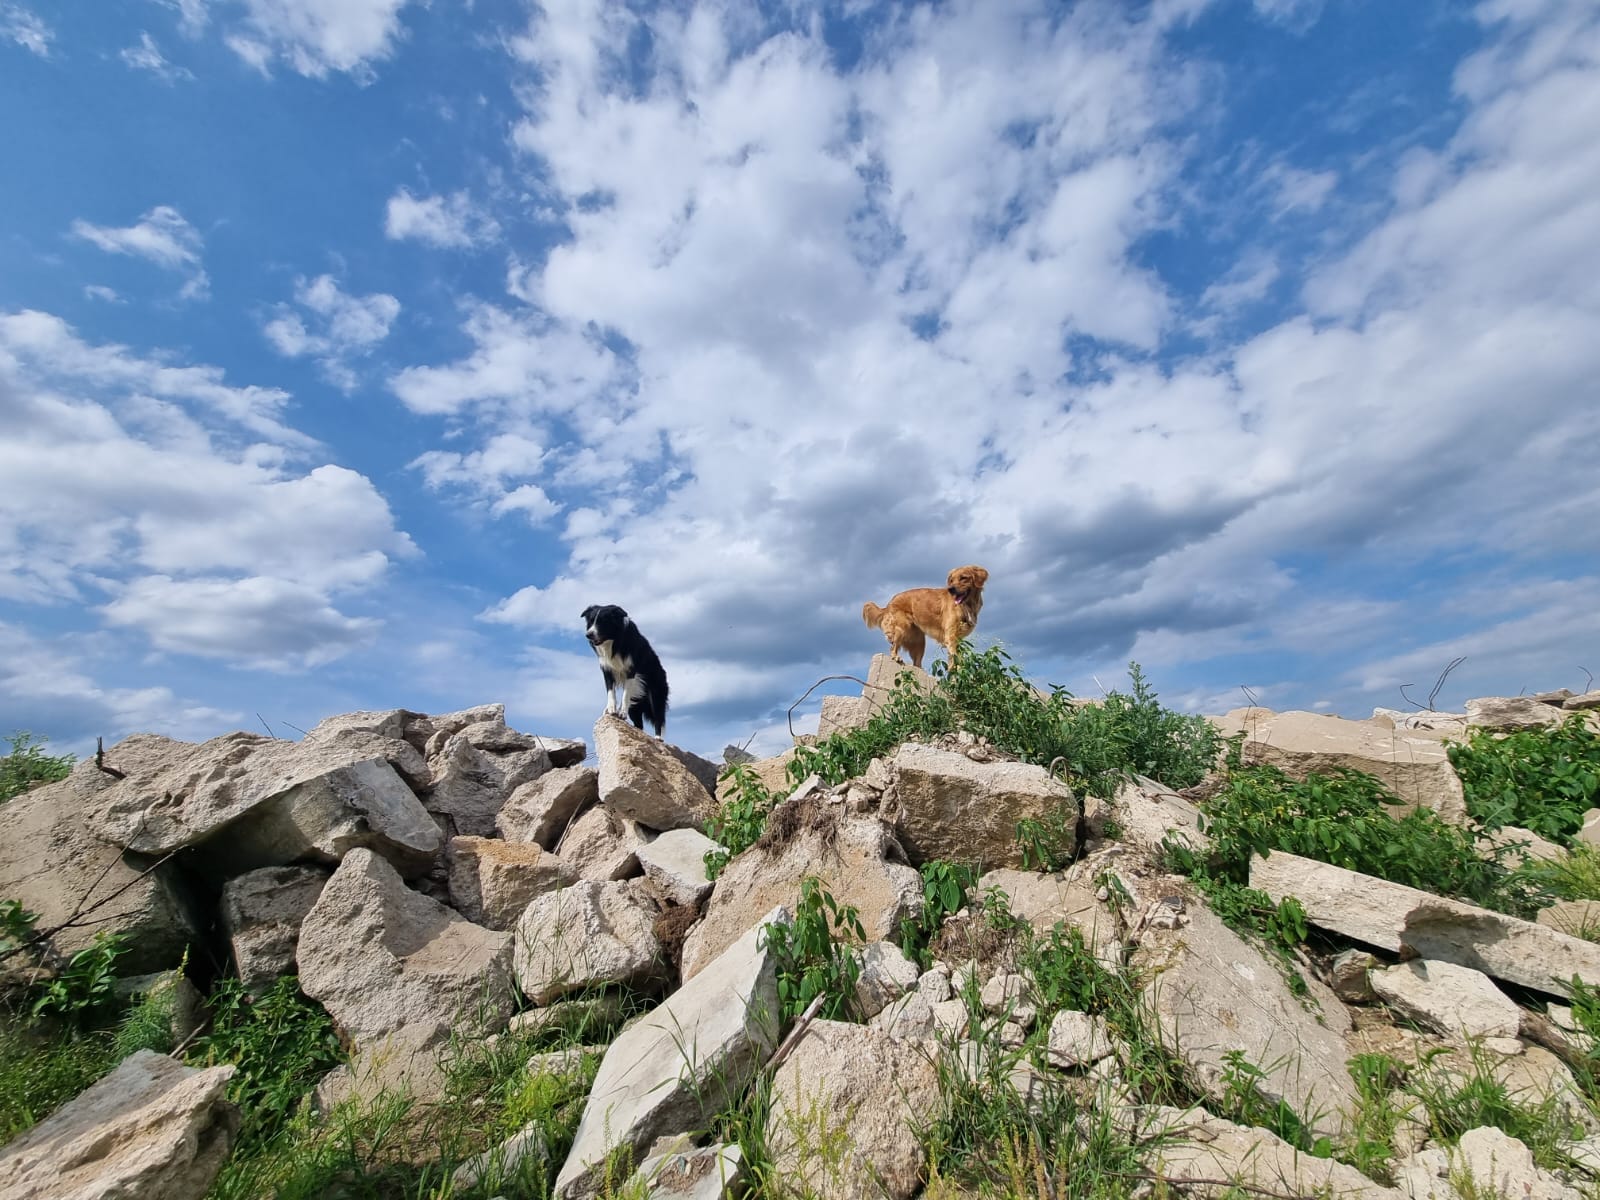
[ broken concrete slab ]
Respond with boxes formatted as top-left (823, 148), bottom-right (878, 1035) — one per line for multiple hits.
top-left (891, 742), bottom-right (1075, 870)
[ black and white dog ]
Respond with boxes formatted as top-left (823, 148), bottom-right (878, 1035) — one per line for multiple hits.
top-left (581, 604), bottom-right (670, 736)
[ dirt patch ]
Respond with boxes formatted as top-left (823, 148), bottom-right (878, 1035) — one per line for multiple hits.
top-left (651, 1150), bottom-right (715, 1188)
top-left (928, 906), bottom-right (1021, 980)
top-left (652, 901), bottom-right (702, 976)
top-left (755, 794), bottom-right (841, 855)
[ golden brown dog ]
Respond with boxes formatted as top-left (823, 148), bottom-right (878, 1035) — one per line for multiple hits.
top-left (862, 565), bottom-right (989, 670)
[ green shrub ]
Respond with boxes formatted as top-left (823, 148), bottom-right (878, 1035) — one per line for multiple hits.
top-left (1182, 764), bottom-right (1541, 917)
top-left (1449, 714), bottom-right (1600, 844)
top-left (0, 732), bottom-right (73, 805)
top-left (31, 932), bottom-right (128, 1020)
top-left (760, 877), bottom-right (865, 1022)
top-left (187, 976), bottom-right (343, 1153)
top-left (704, 763), bottom-right (778, 880)
top-left (897, 860), bottom-right (978, 970)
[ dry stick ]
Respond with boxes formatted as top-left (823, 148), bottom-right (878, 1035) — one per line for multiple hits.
top-left (785, 675), bottom-right (868, 741)
top-left (762, 992), bottom-right (826, 1075)
top-left (95, 736), bottom-right (125, 780)
top-left (257, 713), bottom-right (278, 739)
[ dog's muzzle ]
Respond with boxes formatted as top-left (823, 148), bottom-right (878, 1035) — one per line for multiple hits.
top-left (948, 588), bottom-right (968, 603)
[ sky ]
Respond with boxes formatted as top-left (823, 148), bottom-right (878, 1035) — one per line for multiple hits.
top-left (2, 0), bottom-right (1598, 764)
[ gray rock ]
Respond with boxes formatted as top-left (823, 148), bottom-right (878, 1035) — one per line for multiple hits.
top-left (1397, 1125), bottom-right (1581, 1200)
top-left (556, 802), bottom-right (652, 881)
top-left (1371, 960), bottom-right (1521, 1041)
top-left (298, 848), bottom-right (515, 1052)
top-left (1046, 1010), bottom-right (1113, 1068)
top-left (1149, 1107), bottom-right (1402, 1200)
top-left (1466, 696), bottom-right (1570, 732)
top-left (891, 742), bottom-right (1076, 870)
top-left (636, 827), bottom-right (719, 907)
top-left (219, 865), bottom-right (328, 995)
top-left (854, 941), bottom-right (921, 1019)
top-left (1132, 896), bottom-right (1358, 1142)
top-left (595, 717), bottom-right (717, 831)
top-left (553, 907), bottom-right (786, 1198)
top-left (1566, 691), bottom-right (1600, 712)
top-left (498, 766), bottom-right (600, 849)
top-left (313, 1022), bottom-right (449, 1113)
top-left (513, 879), bottom-right (666, 1005)
top-left (1329, 949), bottom-right (1379, 1003)
top-left (1107, 774), bottom-right (1210, 857)
top-left (446, 836), bottom-right (580, 930)
top-left (1252, 851), bottom-right (1600, 997)
top-left (630, 1142), bottom-right (743, 1199)
top-left (768, 1019), bottom-right (943, 1200)
top-left (424, 728), bottom-right (550, 838)
top-left (0, 1050), bottom-right (237, 1200)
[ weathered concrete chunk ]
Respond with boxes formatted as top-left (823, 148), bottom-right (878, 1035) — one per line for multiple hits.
top-left (855, 941), bottom-right (920, 1019)
top-left (313, 1021), bottom-right (449, 1113)
top-left (498, 766), bottom-right (600, 849)
top-left (1252, 851), bottom-right (1600, 997)
top-left (424, 731), bottom-right (550, 838)
top-left (298, 847), bottom-right (515, 1052)
top-left (1566, 691), bottom-right (1600, 712)
top-left (0, 1050), bottom-right (238, 1200)
top-left (636, 827), bottom-right (719, 907)
top-left (0, 774), bottom-right (200, 975)
top-left (1466, 696), bottom-right (1570, 732)
top-left (1132, 897), bottom-right (1358, 1142)
top-left (1046, 1010), bottom-right (1113, 1068)
top-left (1106, 774), bottom-right (1211, 857)
top-left (1370, 960), bottom-right (1521, 1040)
top-left (447, 836), bottom-right (580, 930)
top-left (513, 879), bottom-right (666, 1005)
top-left (818, 694), bottom-right (872, 737)
top-left (1149, 1107), bottom-right (1403, 1200)
top-left (1397, 1126), bottom-right (1581, 1200)
top-left (978, 867), bottom-right (1123, 963)
top-left (301, 713), bottom-right (430, 789)
top-left (553, 907), bottom-right (787, 1199)
top-left (768, 1020), bottom-right (943, 1200)
top-left (595, 717), bottom-right (717, 831)
top-left (1371, 707), bottom-right (1470, 737)
top-left (629, 1141), bottom-right (743, 1199)
top-left (681, 803), bottom-right (919, 982)
top-left (219, 865), bottom-right (328, 995)
top-left (84, 731), bottom-right (442, 878)
top-left (557, 802), bottom-right (652, 881)
top-left (891, 742), bottom-right (1075, 870)
top-left (1212, 707), bottom-right (1466, 822)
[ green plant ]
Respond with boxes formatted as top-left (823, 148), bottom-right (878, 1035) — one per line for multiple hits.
top-left (0, 732), bottom-right (74, 804)
top-left (1343, 1052), bottom-right (1408, 1184)
top-left (1522, 842), bottom-right (1600, 905)
top-left (898, 860), bottom-right (977, 969)
top-left (704, 763), bottom-right (779, 880)
top-left (1190, 765), bottom-right (1543, 917)
top-left (0, 898), bottom-right (38, 960)
top-left (31, 931), bottom-right (128, 1020)
top-left (760, 877), bottom-right (866, 1022)
top-left (1217, 1048), bottom-right (1327, 1154)
top-left (1450, 714), bottom-right (1600, 844)
top-left (188, 975), bottom-right (343, 1153)
top-left (1015, 804), bottom-right (1078, 873)
top-left (1404, 1041), bottom-right (1581, 1169)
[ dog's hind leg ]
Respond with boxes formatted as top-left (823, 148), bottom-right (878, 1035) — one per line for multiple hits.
top-left (901, 626), bottom-right (927, 670)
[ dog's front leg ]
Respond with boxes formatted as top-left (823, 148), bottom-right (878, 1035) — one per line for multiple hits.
top-left (601, 667), bottom-right (618, 716)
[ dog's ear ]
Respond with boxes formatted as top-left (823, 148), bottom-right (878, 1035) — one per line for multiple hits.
top-left (581, 605), bottom-right (598, 622)
top-left (972, 567), bottom-right (989, 587)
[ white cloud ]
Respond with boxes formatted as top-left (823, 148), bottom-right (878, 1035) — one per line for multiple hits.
top-left (0, 309), bottom-right (415, 668)
top-left (262, 274), bottom-right (400, 391)
top-left (162, 0), bottom-right (209, 38)
top-left (0, 3), bottom-right (51, 56)
top-left (379, 0), bottom-right (1600, 743)
top-left (83, 284), bottom-right (122, 303)
top-left (215, 0), bottom-right (415, 79)
top-left (121, 31), bottom-right (193, 81)
top-left (385, 187), bottom-right (500, 248)
top-left (70, 205), bottom-right (209, 300)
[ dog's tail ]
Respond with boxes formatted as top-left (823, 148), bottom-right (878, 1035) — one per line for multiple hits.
top-left (862, 601), bottom-right (886, 629)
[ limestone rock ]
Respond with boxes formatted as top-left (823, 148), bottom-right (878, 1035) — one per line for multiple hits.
top-left (1212, 707), bottom-right (1466, 821)
top-left (446, 836), bottom-right (580, 930)
top-left (1149, 1107), bottom-right (1402, 1200)
top-left (1537, 900), bottom-right (1600, 938)
top-left (863, 654), bottom-right (934, 714)
top-left (0, 774), bottom-right (199, 975)
top-left (978, 867), bottom-right (1123, 962)
top-left (556, 803), bottom-right (652, 881)
top-left (498, 766), bottom-right (600, 849)
top-left (891, 742), bottom-right (1075, 870)
top-left (1046, 1010), bottom-right (1113, 1068)
top-left (298, 848), bottom-right (515, 1052)
top-left (84, 731), bottom-right (442, 879)
top-left (1397, 1126), bottom-right (1582, 1200)
top-left (595, 717), bottom-right (717, 831)
top-left (1132, 897), bottom-right (1358, 1142)
top-left (1566, 691), bottom-right (1600, 712)
top-left (1370, 960), bottom-right (1521, 1040)
top-left (1251, 851), bottom-right (1600, 997)
top-left (681, 805), bottom-right (919, 982)
top-left (301, 712), bottom-right (430, 789)
top-left (513, 879), bottom-right (666, 1005)
top-left (629, 1142), bottom-right (744, 1199)
top-left (870, 990), bottom-right (936, 1039)
top-left (113, 969), bottom-right (206, 1050)
top-left (1107, 774), bottom-right (1210, 857)
top-left (768, 1020), bottom-right (943, 1200)
top-left (1372, 708), bottom-right (1470, 737)
top-left (313, 1022), bottom-right (449, 1113)
top-left (1329, 949), bottom-right (1379, 1003)
top-left (423, 726), bottom-right (550, 838)
top-left (636, 827), bottom-right (719, 907)
top-left (818, 695), bottom-right (872, 737)
top-left (1466, 696), bottom-right (1569, 732)
top-left (0, 1050), bottom-right (237, 1200)
top-left (553, 908), bottom-right (786, 1199)
top-left (854, 941), bottom-right (920, 1019)
top-left (219, 865), bottom-right (328, 995)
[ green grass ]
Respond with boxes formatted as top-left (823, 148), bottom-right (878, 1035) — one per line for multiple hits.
top-left (0, 731), bottom-right (74, 805)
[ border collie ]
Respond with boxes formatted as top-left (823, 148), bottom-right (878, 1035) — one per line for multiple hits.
top-left (581, 604), bottom-right (670, 736)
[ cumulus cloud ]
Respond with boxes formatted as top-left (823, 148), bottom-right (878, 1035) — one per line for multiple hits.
top-left (121, 31), bottom-right (194, 81)
top-left (216, 0), bottom-right (415, 79)
top-left (262, 274), bottom-right (400, 391)
top-left (70, 205), bottom-right (209, 300)
top-left (385, 187), bottom-right (500, 248)
top-left (0, 310), bottom-right (415, 668)
top-left (376, 0), bottom-right (1600, 744)
top-left (0, 2), bottom-right (51, 56)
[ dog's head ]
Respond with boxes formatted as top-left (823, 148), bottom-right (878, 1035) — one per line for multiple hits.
top-left (581, 604), bottom-right (631, 648)
top-left (946, 565), bottom-right (989, 604)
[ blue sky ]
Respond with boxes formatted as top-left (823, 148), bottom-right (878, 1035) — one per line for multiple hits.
top-left (2, 0), bottom-right (1597, 762)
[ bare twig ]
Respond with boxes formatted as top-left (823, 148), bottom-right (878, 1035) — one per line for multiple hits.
top-left (785, 675), bottom-right (869, 741)
top-left (283, 721), bottom-right (308, 737)
top-left (95, 736), bottom-right (125, 780)
top-left (256, 713), bottom-right (279, 739)
top-left (1239, 684), bottom-right (1260, 709)
top-left (1582, 666), bottom-right (1595, 694)
top-left (764, 993), bottom-right (826, 1074)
